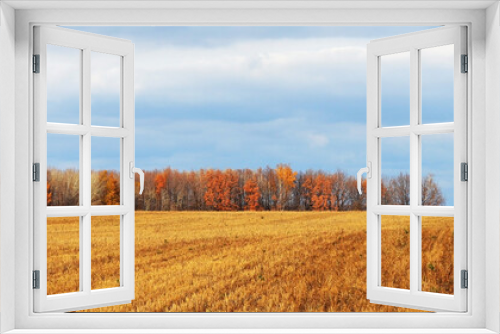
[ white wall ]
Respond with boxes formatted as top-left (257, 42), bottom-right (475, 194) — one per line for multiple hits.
top-left (485, 2), bottom-right (500, 333)
top-left (0, 2), bottom-right (16, 332)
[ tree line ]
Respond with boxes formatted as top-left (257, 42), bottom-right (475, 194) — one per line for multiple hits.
top-left (47, 164), bottom-right (445, 210)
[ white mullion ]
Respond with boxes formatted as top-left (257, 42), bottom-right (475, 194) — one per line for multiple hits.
top-left (33, 27), bottom-right (49, 309)
top-left (416, 46), bottom-right (423, 292)
top-left (376, 136), bottom-right (382, 288)
top-left (46, 205), bottom-right (131, 217)
top-left (90, 126), bottom-right (130, 138)
top-left (82, 47), bottom-right (92, 294)
top-left (82, 213), bottom-right (91, 293)
top-left (373, 124), bottom-right (453, 138)
top-left (120, 140), bottom-right (125, 287)
top-left (409, 47), bottom-right (420, 294)
top-left (377, 214), bottom-right (382, 287)
top-left (417, 215), bottom-right (423, 293)
top-left (47, 206), bottom-right (129, 217)
top-left (413, 206), bottom-right (454, 217)
top-left (372, 126), bottom-right (411, 138)
top-left (366, 47), bottom-right (379, 301)
top-left (47, 123), bottom-right (89, 136)
top-left (373, 205), bottom-right (454, 216)
top-left (120, 214), bottom-right (125, 287)
top-left (78, 216), bottom-right (84, 292)
top-left (90, 205), bottom-right (130, 216)
top-left (46, 123), bottom-right (130, 138)
top-left (413, 123), bottom-right (454, 135)
top-left (372, 205), bottom-right (411, 215)
top-left (119, 55), bottom-right (125, 287)
top-left (121, 49), bottom-right (135, 298)
top-left (78, 47), bottom-right (85, 293)
top-left (83, 48), bottom-right (91, 138)
top-left (46, 206), bottom-right (90, 217)
top-left (453, 26), bottom-right (467, 308)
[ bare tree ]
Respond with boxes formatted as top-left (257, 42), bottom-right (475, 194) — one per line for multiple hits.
top-left (387, 172), bottom-right (410, 205)
top-left (422, 173), bottom-right (445, 206)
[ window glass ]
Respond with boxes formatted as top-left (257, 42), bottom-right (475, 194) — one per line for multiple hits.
top-left (381, 215), bottom-right (411, 290)
top-left (421, 216), bottom-right (454, 295)
top-left (381, 52), bottom-right (410, 127)
top-left (47, 133), bottom-right (80, 206)
top-left (381, 136), bottom-right (410, 205)
top-left (421, 133), bottom-right (454, 206)
top-left (91, 52), bottom-right (121, 127)
top-left (421, 45), bottom-right (454, 124)
top-left (47, 216), bottom-right (80, 295)
top-left (92, 215), bottom-right (121, 290)
top-left (47, 44), bottom-right (81, 124)
top-left (91, 137), bottom-right (121, 206)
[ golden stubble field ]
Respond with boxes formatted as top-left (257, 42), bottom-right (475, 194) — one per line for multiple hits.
top-left (46, 211), bottom-right (454, 312)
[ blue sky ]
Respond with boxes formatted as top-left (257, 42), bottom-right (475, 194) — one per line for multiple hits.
top-left (47, 26), bottom-right (455, 205)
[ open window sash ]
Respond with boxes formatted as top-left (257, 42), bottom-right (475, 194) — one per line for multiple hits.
top-left (366, 26), bottom-right (467, 312)
top-left (33, 26), bottom-right (136, 312)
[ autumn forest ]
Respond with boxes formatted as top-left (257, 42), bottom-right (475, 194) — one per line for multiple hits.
top-left (47, 164), bottom-right (446, 210)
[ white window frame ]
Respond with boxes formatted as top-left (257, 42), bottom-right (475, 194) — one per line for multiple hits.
top-left (366, 26), bottom-right (467, 312)
top-left (33, 25), bottom-right (136, 313)
top-left (1, 2), bottom-right (499, 333)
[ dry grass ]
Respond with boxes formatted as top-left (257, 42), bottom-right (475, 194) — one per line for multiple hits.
top-left (47, 216), bottom-right (79, 295)
top-left (46, 211), bottom-right (454, 312)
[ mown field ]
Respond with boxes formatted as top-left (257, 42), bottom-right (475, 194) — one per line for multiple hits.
top-left (46, 211), bottom-right (454, 312)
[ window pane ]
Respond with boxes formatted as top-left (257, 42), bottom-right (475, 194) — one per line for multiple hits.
top-left (381, 52), bottom-right (410, 127)
top-left (47, 216), bottom-right (80, 295)
top-left (92, 215), bottom-right (120, 290)
top-left (381, 215), bottom-right (410, 290)
top-left (91, 51), bottom-right (121, 127)
top-left (421, 133), bottom-right (453, 206)
top-left (421, 216), bottom-right (454, 294)
top-left (91, 137), bottom-right (121, 205)
top-left (381, 136), bottom-right (410, 205)
top-left (421, 45), bottom-right (454, 124)
top-left (47, 44), bottom-right (81, 124)
top-left (47, 133), bottom-right (80, 206)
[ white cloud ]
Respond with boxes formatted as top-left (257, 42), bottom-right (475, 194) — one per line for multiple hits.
top-left (306, 133), bottom-right (329, 148)
top-left (133, 37), bottom-right (368, 103)
top-left (90, 51), bottom-right (121, 97)
top-left (46, 46), bottom-right (122, 101)
top-left (46, 45), bottom-right (81, 102)
top-left (45, 36), bottom-right (454, 106)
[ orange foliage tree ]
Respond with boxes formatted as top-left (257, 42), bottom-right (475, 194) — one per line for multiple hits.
top-left (204, 169), bottom-right (219, 210)
top-left (104, 172), bottom-right (120, 205)
top-left (204, 169), bottom-right (239, 211)
top-left (155, 174), bottom-right (166, 210)
top-left (47, 181), bottom-right (53, 206)
top-left (47, 165), bottom-right (445, 212)
top-left (311, 174), bottom-right (334, 211)
top-left (243, 177), bottom-right (261, 211)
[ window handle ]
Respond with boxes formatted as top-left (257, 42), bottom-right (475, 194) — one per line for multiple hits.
top-left (357, 162), bottom-right (372, 195)
top-left (129, 161), bottom-right (144, 195)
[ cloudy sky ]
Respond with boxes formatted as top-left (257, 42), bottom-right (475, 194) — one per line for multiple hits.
top-left (47, 26), bottom-right (455, 205)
